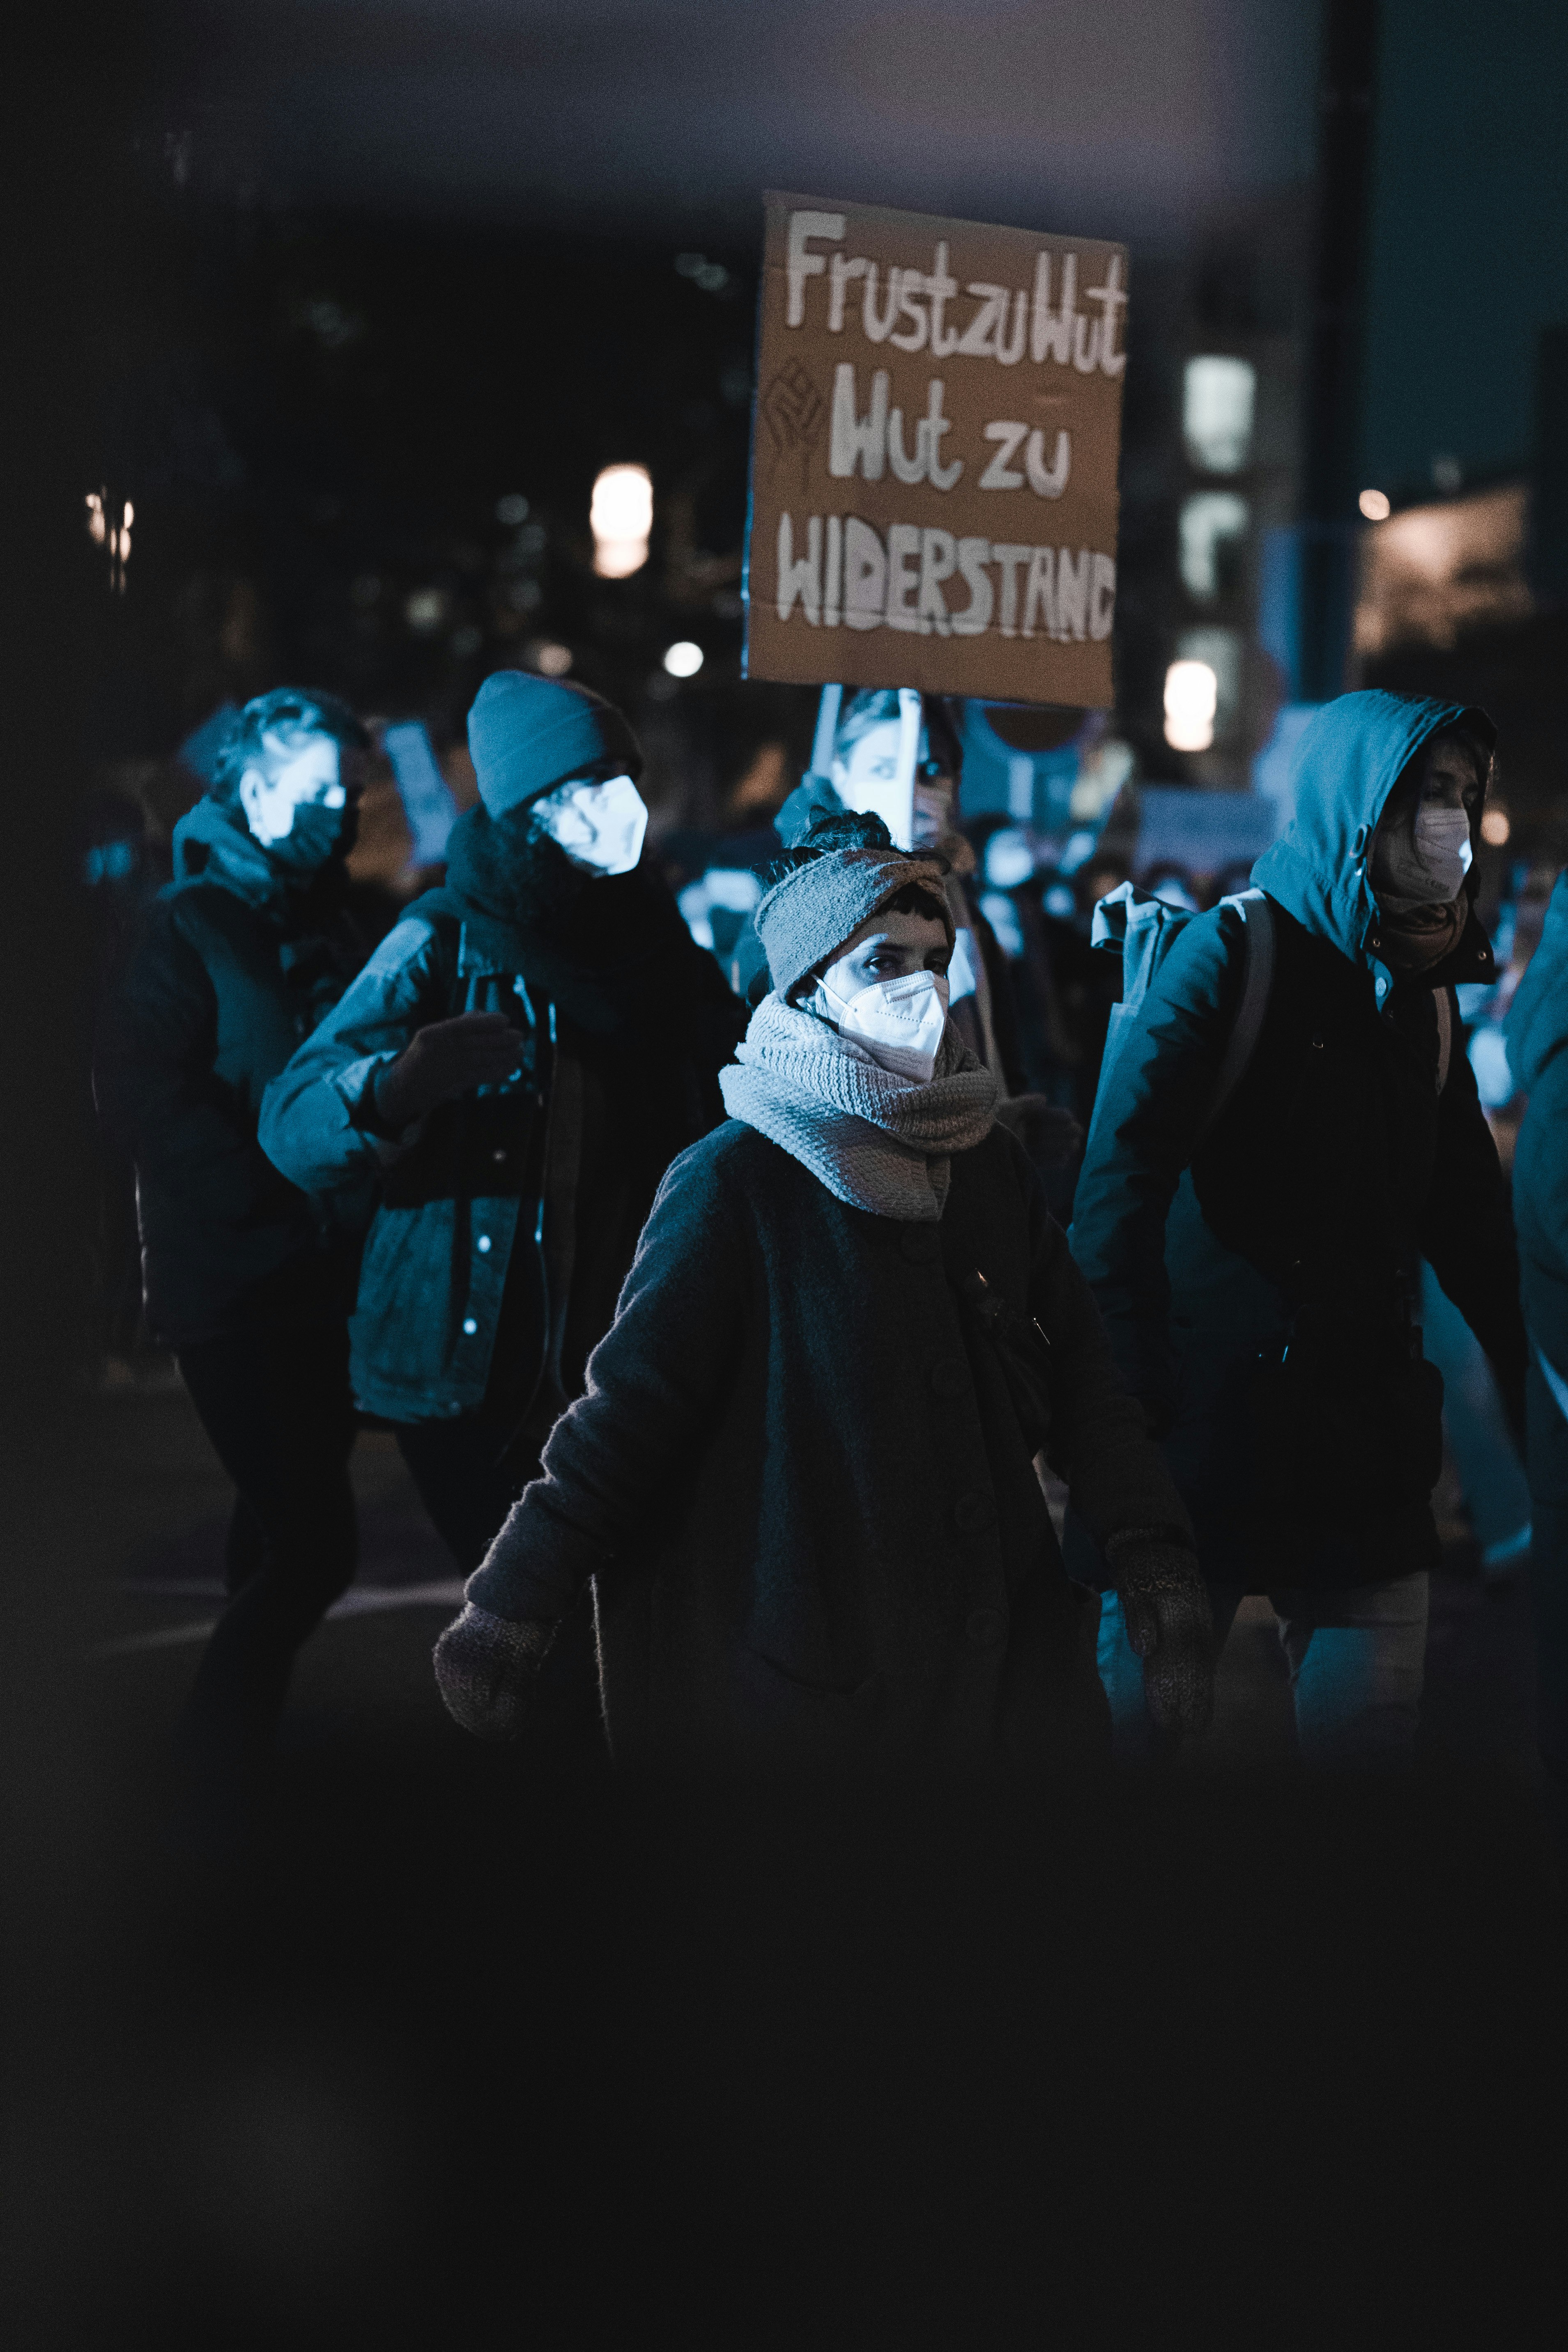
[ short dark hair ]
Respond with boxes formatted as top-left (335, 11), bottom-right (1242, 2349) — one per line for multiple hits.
top-left (210, 687), bottom-right (369, 805)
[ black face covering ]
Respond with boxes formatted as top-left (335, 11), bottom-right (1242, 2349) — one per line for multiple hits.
top-left (263, 795), bottom-right (359, 877)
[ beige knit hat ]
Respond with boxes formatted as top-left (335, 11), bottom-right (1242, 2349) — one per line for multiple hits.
top-left (753, 846), bottom-right (954, 998)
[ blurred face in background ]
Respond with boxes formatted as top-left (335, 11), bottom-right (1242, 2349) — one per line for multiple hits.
top-left (239, 730), bottom-right (364, 860)
top-left (831, 720), bottom-right (904, 817)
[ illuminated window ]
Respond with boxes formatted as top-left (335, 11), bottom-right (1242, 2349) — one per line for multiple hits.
top-left (591, 464), bottom-right (653, 579)
top-left (1164, 660), bottom-right (1219, 752)
top-left (1182, 356), bottom-right (1255, 474)
top-left (1179, 492), bottom-right (1249, 599)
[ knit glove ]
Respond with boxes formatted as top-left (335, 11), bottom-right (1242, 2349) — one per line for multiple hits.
top-left (433, 1604), bottom-right (561, 1742)
top-left (1104, 1529), bottom-right (1214, 1738)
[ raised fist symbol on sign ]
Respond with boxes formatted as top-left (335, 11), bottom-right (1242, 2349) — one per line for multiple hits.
top-left (761, 360), bottom-right (825, 497)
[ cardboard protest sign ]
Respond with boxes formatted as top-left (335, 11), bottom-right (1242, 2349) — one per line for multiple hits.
top-left (745, 193), bottom-right (1128, 708)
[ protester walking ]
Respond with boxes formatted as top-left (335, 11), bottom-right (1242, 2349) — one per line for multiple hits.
top-left (1070, 690), bottom-right (1528, 1765)
top-left (432, 809), bottom-right (1209, 1773)
top-left (261, 670), bottom-right (745, 1745)
top-left (1504, 869), bottom-right (1568, 1851)
top-left (94, 687), bottom-right (372, 1787)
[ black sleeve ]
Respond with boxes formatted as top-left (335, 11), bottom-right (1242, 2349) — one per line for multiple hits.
top-left (1066, 905), bottom-right (1248, 1423)
top-left (1422, 1000), bottom-right (1529, 1438)
top-left (1021, 1156), bottom-right (1195, 1551)
top-left (93, 903), bottom-right (260, 1212)
top-left (467, 1146), bottom-right (750, 1622)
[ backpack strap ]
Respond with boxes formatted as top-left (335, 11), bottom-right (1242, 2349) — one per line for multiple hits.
top-left (1196, 889), bottom-right (1275, 1146)
top-left (1434, 986), bottom-right (1453, 1095)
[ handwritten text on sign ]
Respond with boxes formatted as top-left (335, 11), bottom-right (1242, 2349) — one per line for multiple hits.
top-left (744, 194), bottom-right (1128, 706)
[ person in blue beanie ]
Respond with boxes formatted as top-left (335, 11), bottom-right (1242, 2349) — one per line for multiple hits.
top-left (1070, 690), bottom-right (1528, 1766)
top-left (260, 670), bottom-right (745, 1750)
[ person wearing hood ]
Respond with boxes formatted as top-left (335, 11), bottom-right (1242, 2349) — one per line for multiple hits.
top-left (259, 670), bottom-right (745, 1739)
top-left (429, 808), bottom-right (1210, 1774)
top-left (1070, 690), bottom-right (1528, 1765)
top-left (1504, 871), bottom-right (1568, 1846)
top-left (94, 687), bottom-right (372, 1778)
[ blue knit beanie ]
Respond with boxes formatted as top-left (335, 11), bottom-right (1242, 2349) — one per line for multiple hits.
top-left (466, 671), bottom-right (643, 818)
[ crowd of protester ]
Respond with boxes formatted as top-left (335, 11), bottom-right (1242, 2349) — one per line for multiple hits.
top-left (84, 671), bottom-right (1568, 1852)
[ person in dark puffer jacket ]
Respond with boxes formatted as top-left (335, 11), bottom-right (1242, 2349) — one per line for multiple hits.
top-left (94, 686), bottom-right (372, 1782)
top-left (433, 811), bottom-right (1209, 1776)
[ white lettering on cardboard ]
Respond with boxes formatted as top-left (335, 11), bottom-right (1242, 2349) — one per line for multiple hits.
top-left (770, 516), bottom-right (1116, 646)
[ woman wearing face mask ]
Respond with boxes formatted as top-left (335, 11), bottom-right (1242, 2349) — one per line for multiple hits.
top-left (430, 808), bottom-right (1209, 1774)
top-left (761, 689), bottom-right (1081, 1177)
top-left (260, 671), bottom-right (746, 1747)
top-left (1070, 690), bottom-right (1528, 1766)
top-left (94, 687), bottom-right (373, 1787)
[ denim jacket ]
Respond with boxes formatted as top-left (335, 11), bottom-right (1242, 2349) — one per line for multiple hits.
top-left (261, 887), bottom-right (745, 1427)
top-left (260, 907), bottom-right (560, 1422)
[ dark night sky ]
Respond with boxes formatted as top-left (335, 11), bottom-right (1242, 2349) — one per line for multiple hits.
top-left (1363, 0), bottom-right (1568, 496)
top-left (159, 0), bottom-right (1320, 246)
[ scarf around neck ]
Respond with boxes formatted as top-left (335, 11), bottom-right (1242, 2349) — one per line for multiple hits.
top-left (417, 802), bottom-right (708, 1035)
top-left (720, 993), bottom-right (999, 1221)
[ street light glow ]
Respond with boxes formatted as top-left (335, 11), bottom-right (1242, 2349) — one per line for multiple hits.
top-left (1163, 659), bottom-right (1218, 752)
top-left (662, 640), bottom-right (703, 677)
top-left (1359, 488), bottom-right (1391, 521)
top-left (591, 464), bottom-right (653, 578)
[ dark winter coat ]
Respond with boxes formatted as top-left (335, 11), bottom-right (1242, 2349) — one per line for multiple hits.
top-left (1069, 691), bottom-right (1528, 1589)
top-left (260, 816), bottom-right (746, 1428)
top-left (1505, 869), bottom-right (1568, 1501)
top-left (468, 1119), bottom-right (1192, 1774)
top-left (94, 798), bottom-right (370, 1346)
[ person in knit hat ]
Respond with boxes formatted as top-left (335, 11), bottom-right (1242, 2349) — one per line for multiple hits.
top-left (431, 807), bottom-right (1211, 1775)
top-left (260, 669), bottom-right (745, 1753)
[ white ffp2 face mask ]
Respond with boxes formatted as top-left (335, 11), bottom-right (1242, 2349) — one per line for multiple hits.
top-left (816, 968), bottom-right (951, 1083)
top-left (536, 774), bottom-right (648, 875)
top-left (1412, 805), bottom-right (1473, 901)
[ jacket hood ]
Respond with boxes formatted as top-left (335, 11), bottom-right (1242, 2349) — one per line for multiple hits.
top-left (1506, 869), bottom-right (1568, 1091)
top-left (1251, 691), bottom-right (1495, 984)
top-left (171, 795), bottom-right (289, 905)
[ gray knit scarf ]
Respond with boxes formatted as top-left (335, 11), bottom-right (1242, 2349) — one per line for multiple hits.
top-left (720, 993), bottom-right (999, 1221)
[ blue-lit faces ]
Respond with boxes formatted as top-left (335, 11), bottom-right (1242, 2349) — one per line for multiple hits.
top-left (811, 908), bottom-right (954, 1083)
top-left (239, 731), bottom-right (360, 862)
top-left (1374, 733), bottom-right (1482, 909)
top-left (533, 773), bottom-right (648, 875)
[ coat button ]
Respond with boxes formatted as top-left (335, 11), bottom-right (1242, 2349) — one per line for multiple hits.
top-left (930, 1356), bottom-right (968, 1397)
top-left (462, 1317), bottom-right (478, 1335)
top-left (966, 1607), bottom-right (1008, 1647)
top-left (901, 1226), bottom-right (939, 1264)
top-left (477, 1235), bottom-right (492, 1253)
top-left (954, 1490), bottom-right (994, 1534)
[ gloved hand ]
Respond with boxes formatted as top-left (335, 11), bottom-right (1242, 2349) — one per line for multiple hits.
top-left (1104, 1529), bottom-right (1214, 1738)
top-left (433, 1603), bottom-right (561, 1741)
top-left (994, 1093), bottom-right (1085, 1171)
